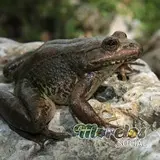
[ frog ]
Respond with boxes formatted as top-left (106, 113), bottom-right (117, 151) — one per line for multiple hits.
top-left (0, 31), bottom-right (143, 145)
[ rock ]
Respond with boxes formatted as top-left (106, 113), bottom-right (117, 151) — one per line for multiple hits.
top-left (0, 41), bottom-right (160, 160)
top-left (142, 48), bottom-right (160, 78)
top-left (94, 86), bottom-right (117, 102)
top-left (6, 42), bottom-right (44, 56)
top-left (0, 37), bottom-right (19, 44)
top-left (0, 38), bottom-right (43, 65)
top-left (0, 43), bottom-right (19, 57)
top-left (89, 59), bottom-right (160, 131)
top-left (143, 29), bottom-right (160, 53)
top-left (142, 29), bottom-right (160, 78)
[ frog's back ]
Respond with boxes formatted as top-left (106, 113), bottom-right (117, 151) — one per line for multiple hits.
top-left (15, 37), bottom-right (101, 80)
top-left (3, 37), bottom-right (102, 82)
top-left (36, 37), bottom-right (101, 55)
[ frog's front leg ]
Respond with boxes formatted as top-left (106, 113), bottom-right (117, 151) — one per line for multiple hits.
top-left (70, 74), bottom-right (115, 128)
top-left (0, 79), bottom-right (70, 143)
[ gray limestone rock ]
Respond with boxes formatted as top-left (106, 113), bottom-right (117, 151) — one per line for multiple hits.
top-left (0, 40), bottom-right (160, 160)
top-left (142, 29), bottom-right (160, 78)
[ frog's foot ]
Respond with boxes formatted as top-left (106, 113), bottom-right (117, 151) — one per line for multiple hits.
top-left (41, 127), bottom-right (71, 140)
top-left (9, 125), bottom-right (47, 148)
top-left (117, 61), bottom-right (144, 81)
top-left (0, 79), bottom-right (70, 145)
top-left (9, 125), bottom-right (70, 149)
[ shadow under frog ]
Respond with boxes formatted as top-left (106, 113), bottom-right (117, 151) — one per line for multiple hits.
top-left (0, 31), bottom-right (142, 146)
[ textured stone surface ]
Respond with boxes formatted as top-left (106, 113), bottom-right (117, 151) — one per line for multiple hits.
top-left (142, 29), bottom-right (160, 78)
top-left (0, 39), bottom-right (160, 160)
top-left (0, 38), bottom-right (43, 62)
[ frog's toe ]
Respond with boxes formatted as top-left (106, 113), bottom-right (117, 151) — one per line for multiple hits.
top-left (41, 131), bottom-right (71, 148)
top-left (52, 131), bottom-right (71, 140)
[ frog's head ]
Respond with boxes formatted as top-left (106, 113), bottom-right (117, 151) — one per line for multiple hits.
top-left (84, 31), bottom-right (143, 71)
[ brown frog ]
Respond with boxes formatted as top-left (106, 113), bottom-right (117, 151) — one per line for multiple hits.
top-left (0, 31), bottom-right (142, 144)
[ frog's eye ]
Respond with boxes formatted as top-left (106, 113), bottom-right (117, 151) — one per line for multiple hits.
top-left (101, 37), bottom-right (119, 51)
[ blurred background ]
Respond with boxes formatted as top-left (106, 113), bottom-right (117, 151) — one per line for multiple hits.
top-left (0, 0), bottom-right (160, 77)
top-left (0, 0), bottom-right (159, 42)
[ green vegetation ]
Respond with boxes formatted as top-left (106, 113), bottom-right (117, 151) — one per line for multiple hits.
top-left (128, 0), bottom-right (160, 37)
top-left (0, 0), bottom-right (159, 41)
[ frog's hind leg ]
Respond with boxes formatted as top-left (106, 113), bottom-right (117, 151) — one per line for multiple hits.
top-left (0, 80), bottom-right (70, 144)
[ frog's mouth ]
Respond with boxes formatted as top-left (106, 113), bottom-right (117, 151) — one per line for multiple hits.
top-left (90, 45), bottom-right (143, 70)
top-left (105, 48), bottom-right (143, 66)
